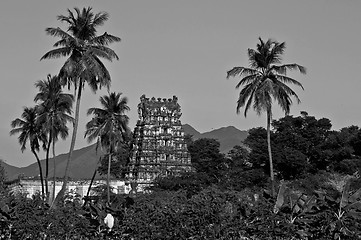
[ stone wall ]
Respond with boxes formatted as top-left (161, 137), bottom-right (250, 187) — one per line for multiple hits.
top-left (7, 179), bottom-right (131, 199)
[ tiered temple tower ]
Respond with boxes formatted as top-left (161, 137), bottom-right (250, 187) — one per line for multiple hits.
top-left (128, 95), bottom-right (192, 189)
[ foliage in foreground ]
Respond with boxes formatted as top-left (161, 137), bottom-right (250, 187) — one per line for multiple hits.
top-left (1, 174), bottom-right (361, 240)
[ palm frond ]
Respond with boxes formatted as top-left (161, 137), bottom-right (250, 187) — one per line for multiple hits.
top-left (58, 58), bottom-right (79, 80)
top-left (235, 74), bottom-right (260, 89)
top-left (253, 90), bottom-right (272, 116)
top-left (236, 83), bottom-right (257, 116)
top-left (91, 33), bottom-right (121, 46)
top-left (269, 41), bottom-right (285, 64)
top-left (89, 45), bottom-right (119, 61)
top-left (53, 39), bottom-right (69, 48)
top-left (87, 107), bottom-right (106, 116)
top-left (227, 67), bottom-right (258, 79)
top-left (18, 133), bottom-right (28, 152)
top-left (274, 81), bottom-right (302, 104)
top-left (273, 75), bottom-right (304, 90)
top-left (41, 47), bottom-right (72, 60)
top-left (9, 127), bottom-right (24, 136)
top-left (273, 64), bottom-right (306, 75)
top-left (82, 55), bottom-right (111, 92)
top-left (92, 11), bottom-right (109, 27)
top-left (273, 87), bottom-right (293, 115)
top-left (10, 118), bottom-right (25, 130)
top-left (86, 47), bottom-right (112, 61)
top-left (45, 27), bottom-right (73, 40)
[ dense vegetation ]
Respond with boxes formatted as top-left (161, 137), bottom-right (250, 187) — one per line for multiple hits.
top-left (2, 6), bottom-right (361, 240)
top-left (2, 112), bottom-right (361, 239)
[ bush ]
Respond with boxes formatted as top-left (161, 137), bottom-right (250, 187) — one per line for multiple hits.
top-left (290, 171), bottom-right (331, 195)
top-left (121, 187), bottom-right (252, 239)
top-left (0, 192), bottom-right (109, 239)
top-left (220, 168), bottom-right (268, 191)
top-left (334, 158), bottom-right (361, 175)
top-left (150, 172), bottom-right (213, 197)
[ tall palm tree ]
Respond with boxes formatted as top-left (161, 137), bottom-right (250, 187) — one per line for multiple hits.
top-left (41, 7), bottom-right (121, 198)
top-left (34, 74), bottom-right (74, 200)
top-left (85, 92), bottom-right (130, 204)
top-left (227, 38), bottom-right (306, 197)
top-left (10, 107), bottom-right (47, 198)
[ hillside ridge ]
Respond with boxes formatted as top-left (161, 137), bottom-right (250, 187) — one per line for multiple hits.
top-left (2, 124), bottom-right (247, 180)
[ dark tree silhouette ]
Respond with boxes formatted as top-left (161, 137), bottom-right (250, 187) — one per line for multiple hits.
top-left (227, 38), bottom-right (306, 196)
top-left (85, 92), bottom-right (130, 203)
top-left (41, 7), bottom-right (121, 201)
top-left (10, 107), bottom-right (47, 197)
top-left (34, 74), bottom-right (73, 201)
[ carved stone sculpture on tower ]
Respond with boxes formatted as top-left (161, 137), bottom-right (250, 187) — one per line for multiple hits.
top-left (127, 95), bottom-right (192, 191)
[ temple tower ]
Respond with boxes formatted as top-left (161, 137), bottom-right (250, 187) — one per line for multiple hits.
top-left (128, 95), bottom-right (192, 189)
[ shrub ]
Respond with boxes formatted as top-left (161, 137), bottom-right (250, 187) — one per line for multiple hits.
top-left (334, 158), bottom-right (361, 175)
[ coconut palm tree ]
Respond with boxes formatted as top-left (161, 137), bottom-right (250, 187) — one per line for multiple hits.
top-left (85, 92), bottom-right (130, 203)
top-left (10, 107), bottom-right (47, 197)
top-left (41, 7), bottom-right (121, 198)
top-left (227, 38), bottom-right (306, 197)
top-left (34, 74), bottom-right (74, 200)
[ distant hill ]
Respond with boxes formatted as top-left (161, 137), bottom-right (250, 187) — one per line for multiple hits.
top-left (182, 124), bottom-right (201, 139)
top-left (188, 125), bottom-right (248, 153)
top-left (2, 144), bottom-right (102, 181)
top-left (0, 160), bottom-right (21, 180)
top-left (2, 124), bottom-right (248, 180)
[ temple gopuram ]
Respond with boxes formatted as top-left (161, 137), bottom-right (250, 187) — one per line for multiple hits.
top-left (127, 95), bottom-right (192, 190)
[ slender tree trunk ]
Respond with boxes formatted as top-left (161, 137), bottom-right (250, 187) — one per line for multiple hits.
top-left (84, 146), bottom-right (101, 207)
top-left (83, 166), bottom-right (97, 207)
top-left (267, 107), bottom-right (275, 197)
top-left (45, 130), bottom-right (52, 200)
top-left (107, 153), bottom-right (111, 204)
top-left (32, 148), bottom-right (45, 199)
top-left (54, 80), bottom-right (83, 205)
top-left (107, 122), bottom-right (114, 204)
top-left (51, 138), bottom-right (56, 206)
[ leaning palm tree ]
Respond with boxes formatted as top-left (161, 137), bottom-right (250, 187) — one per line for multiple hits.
top-left (85, 92), bottom-right (130, 204)
top-left (41, 7), bottom-right (121, 199)
top-left (34, 74), bottom-right (74, 200)
top-left (227, 38), bottom-right (306, 197)
top-left (10, 107), bottom-right (47, 198)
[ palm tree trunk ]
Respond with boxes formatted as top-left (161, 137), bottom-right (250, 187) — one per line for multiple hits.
top-left (83, 165), bottom-right (98, 207)
top-left (107, 122), bottom-right (114, 204)
top-left (32, 148), bottom-right (45, 198)
top-left (267, 107), bottom-right (275, 197)
top-left (107, 153), bottom-right (111, 204)
top-left (54, 80), bottom-right (83, 205)
top-left (51, 137), bottom-right (56, 205)
top-left (45, 131), bottom-right (52, 200)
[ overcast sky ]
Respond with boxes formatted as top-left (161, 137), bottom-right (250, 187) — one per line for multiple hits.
top-left (1, 0), bottom-right (361, 167)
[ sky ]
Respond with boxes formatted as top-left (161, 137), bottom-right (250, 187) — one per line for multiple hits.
top-left (1, 0), bottom-right (361, 167)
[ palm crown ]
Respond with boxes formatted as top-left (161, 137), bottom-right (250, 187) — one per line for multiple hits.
top-left (227, 37), bottom-right (306, 197)
top-left (85, 92), bottom-right (130, 204)
top-left (34, 74), bottom-right (74, 139)
top-left (10, 107), bottom-right (47, 197)
top-left (10, 107), bottom-right (46, 152)
top-left (227, 38), bottom-right (306, 117)
top-left (34, 74), bottom-right (75, 199)
top-left (85, 92), bottom-right (130, 151)
top-left (41, 7), bottom-right (121, 203)
top-left (41, 7), bottom-right (121, 91)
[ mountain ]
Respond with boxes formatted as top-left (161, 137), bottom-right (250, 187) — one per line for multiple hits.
top-left (190, 126), bottom-right (248, 153)
top-left (182, 124), bottom-right (201, 139)
top-left (0, 160), bottom-right (21, 179)
top-left (2, 124), bottom-right (248, 180)
top-left (2, 144), bottom-right (102, 181)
